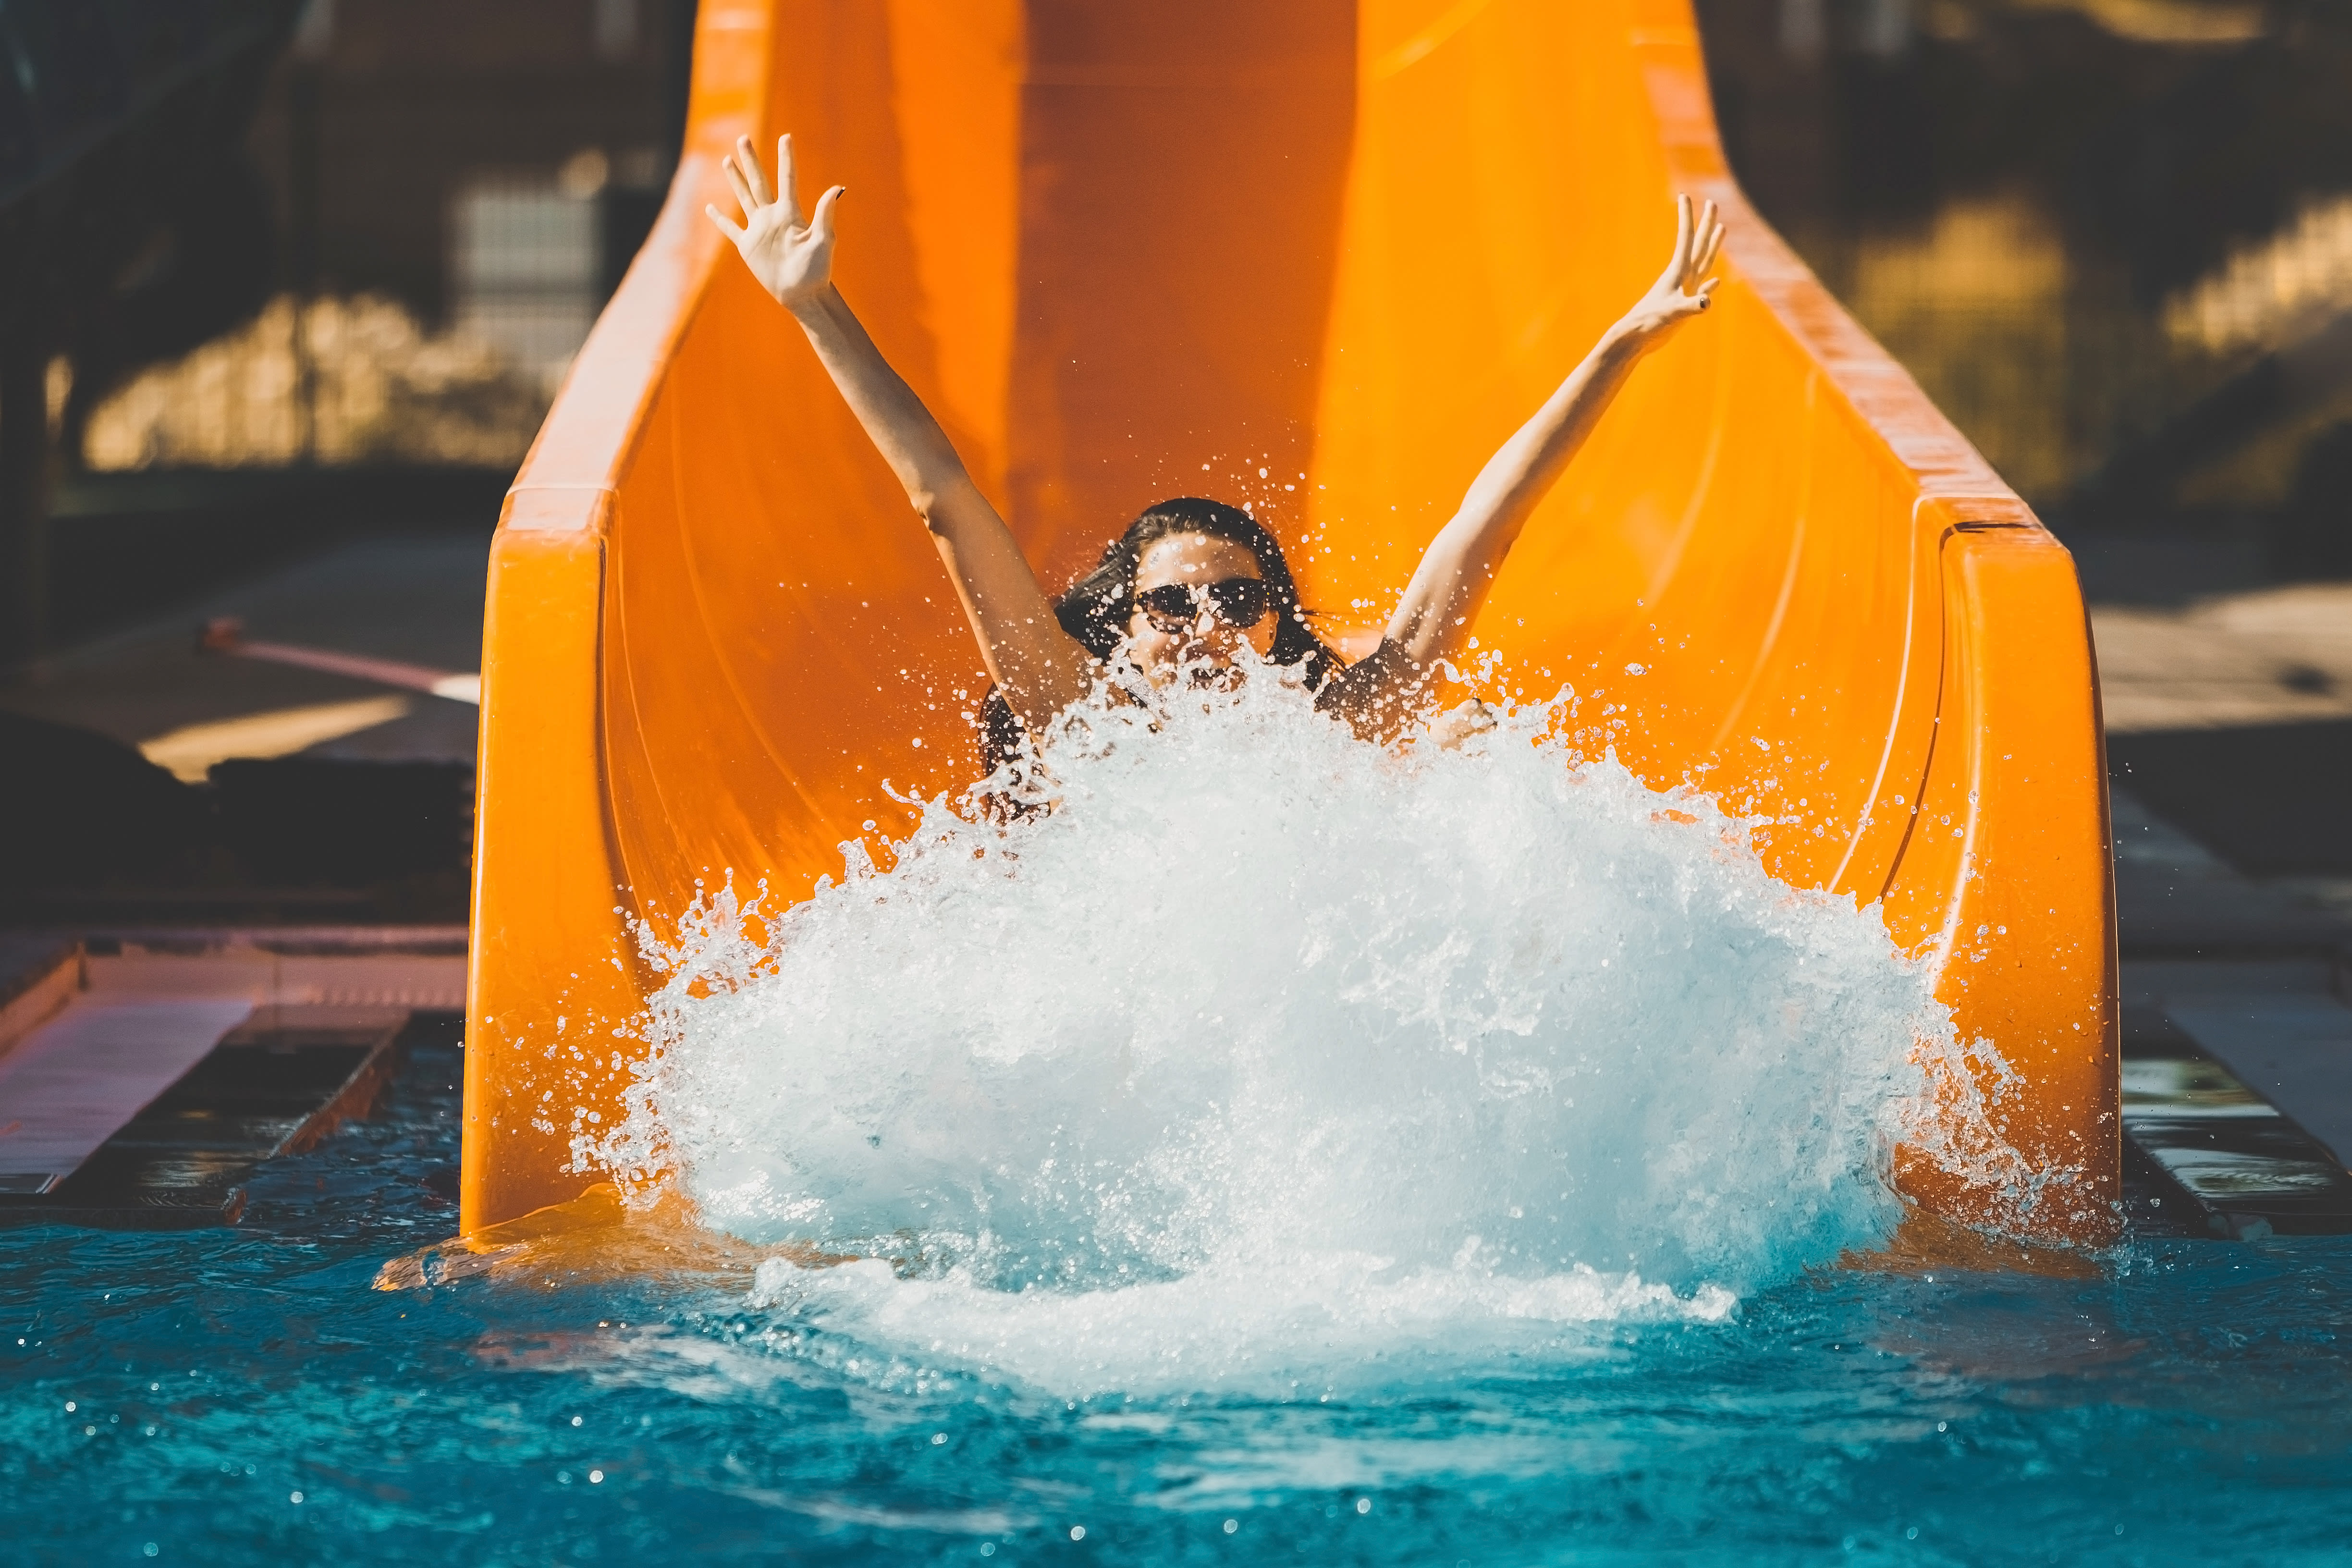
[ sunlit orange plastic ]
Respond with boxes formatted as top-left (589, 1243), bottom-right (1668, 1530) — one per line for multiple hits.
top-left (464, 0), bottom-right (2118, 1243)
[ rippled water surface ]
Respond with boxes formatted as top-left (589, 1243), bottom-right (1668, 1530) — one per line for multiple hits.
top-left (5, 1024), bottom-right (2352, 1565)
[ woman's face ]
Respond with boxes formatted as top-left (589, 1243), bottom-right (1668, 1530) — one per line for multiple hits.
top-left (1126, 532), bottom-right (1278, 687)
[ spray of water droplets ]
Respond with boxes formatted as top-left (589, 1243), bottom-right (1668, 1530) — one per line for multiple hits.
top-left (590, 662), bottom-right (2020, 1395)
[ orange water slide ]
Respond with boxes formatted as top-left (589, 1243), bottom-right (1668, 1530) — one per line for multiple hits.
top-left (462, 0), bottom-right (2117, 1241)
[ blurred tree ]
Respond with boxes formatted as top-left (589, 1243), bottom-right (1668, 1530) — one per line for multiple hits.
top-left (1698, 0), bottom-right (2352, 559)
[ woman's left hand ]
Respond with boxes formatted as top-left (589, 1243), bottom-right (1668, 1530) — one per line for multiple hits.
top-left (1614, 194), bottom-right (1725, 346)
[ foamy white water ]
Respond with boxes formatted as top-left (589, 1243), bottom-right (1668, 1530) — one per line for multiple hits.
top-left (597, 662), bottom-right (1999, 1396)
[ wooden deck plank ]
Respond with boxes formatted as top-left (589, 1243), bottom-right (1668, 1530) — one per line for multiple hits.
top-left (2168, 995), bottom-right (2352, 1168)
top-left (0, 1006), bottom-right (413, 1226)
top-left (0, 999), bottom-right (252, 1192)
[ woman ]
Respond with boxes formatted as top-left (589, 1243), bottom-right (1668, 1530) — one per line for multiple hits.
top-left (707, 135), bottom-right (1724, 756)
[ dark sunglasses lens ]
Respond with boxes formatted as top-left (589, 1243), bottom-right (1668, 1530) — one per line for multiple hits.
top-left (1136, 585), bottom-right (1195, 624)
top-left (1209, 578), bottom-right (1270, 627)
top-left (1134, 578), bottom-right (1268, 630)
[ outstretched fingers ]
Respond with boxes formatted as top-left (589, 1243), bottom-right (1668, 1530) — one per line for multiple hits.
top-left (1690, 201), bottom-right (1726, 285)
top-left (1675, 200), bottom-right (1716, 291)
top-left (722, 152), bottom-right (760, 220)
top-left (1693, 227), bottom-right (1725, 284)
top-left (703, 203), bottom-right (747, 243)
top-left (731, 135), bottom-right (772, 209)
top-left (775, 133), bottom-right (804, 226)
top-left (808, 183), bottom-right (845, 243)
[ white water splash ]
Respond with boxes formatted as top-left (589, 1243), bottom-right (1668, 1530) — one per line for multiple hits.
top-left (597, 662), bottom-right (2001, 1396)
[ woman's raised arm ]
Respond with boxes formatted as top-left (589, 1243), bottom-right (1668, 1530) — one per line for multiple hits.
top-left (1329, 196), bottom-right (1726, 729)
top-left (706, 135), bottom-right (1094, 735)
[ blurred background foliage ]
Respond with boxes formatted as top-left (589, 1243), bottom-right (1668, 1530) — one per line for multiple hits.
top-left (1702, 0), bottom-right (2352, 578)
top-left (0, 0), bottom-right (693, 660)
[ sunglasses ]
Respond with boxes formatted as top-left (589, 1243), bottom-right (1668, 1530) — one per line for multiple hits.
top-left (1133, 576), bottom-right (1272, 633)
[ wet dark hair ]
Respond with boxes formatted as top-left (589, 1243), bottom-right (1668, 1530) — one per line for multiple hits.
top-left (976, 497), bottom-right (1343, 777)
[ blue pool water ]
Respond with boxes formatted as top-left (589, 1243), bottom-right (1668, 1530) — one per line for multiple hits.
top-left (4, 1023), bottom-right (2352, 1564)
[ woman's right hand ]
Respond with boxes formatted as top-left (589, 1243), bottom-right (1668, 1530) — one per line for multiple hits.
top-left (706, 133), bottom-right (844, 309)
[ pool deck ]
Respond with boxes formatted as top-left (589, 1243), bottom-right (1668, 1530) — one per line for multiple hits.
top-left (0, 930), bottom-right (463, 1220)
top-left (2083, 570), bottom-right (2352, 1231)
top-left (0, 536), bottom-right (488, 771)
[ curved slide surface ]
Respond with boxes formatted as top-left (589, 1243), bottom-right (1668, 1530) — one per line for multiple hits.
top-left (464, 0), bottom-right (2117, 1241)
